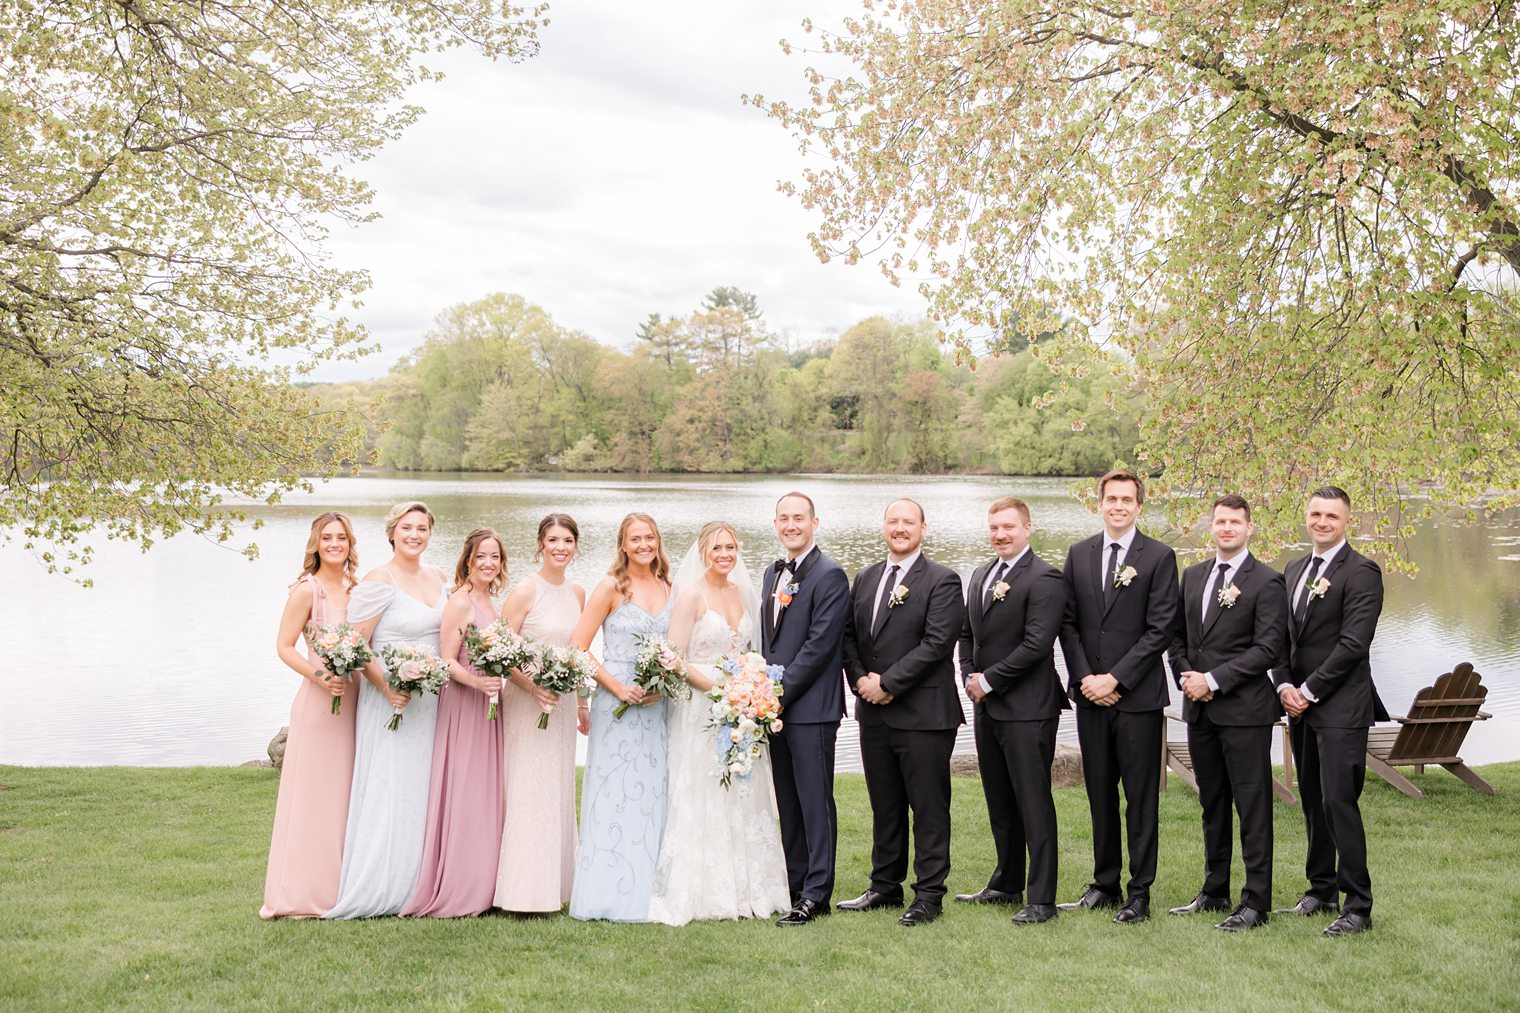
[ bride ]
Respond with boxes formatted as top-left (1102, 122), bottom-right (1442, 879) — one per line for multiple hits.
top-left (648, 520), bottom-right (792, 926)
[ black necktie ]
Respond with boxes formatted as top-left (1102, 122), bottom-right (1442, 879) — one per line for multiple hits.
top-left (1202, 561), bottom-right (1229, 625)
top-left (1102, 542), bottom-right (1121, 609)
top-left (1294, 556), bottom-right (1323, 627)
top-left (983, 560), bottom-right (1008, 610)
top-left (872, 563), bottom-right (900, 635)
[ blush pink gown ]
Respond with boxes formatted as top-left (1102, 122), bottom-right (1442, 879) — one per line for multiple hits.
top-left (401, 596), bottom-right (506, 917)
top-left (260, 574), bottom-right (360, 919)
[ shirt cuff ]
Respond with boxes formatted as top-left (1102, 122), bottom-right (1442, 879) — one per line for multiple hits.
top-left (1276, 683), bottom-right (1295, 697)
top-left (977, 674), bottom-right (993, 695)
top-left (1300, 684), bottom-right (1319, 703)
top-left (1204, 672), bottom-right (1219, 693)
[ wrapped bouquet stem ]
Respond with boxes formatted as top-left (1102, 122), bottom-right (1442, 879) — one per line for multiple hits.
top-left (616, 635), bottom-right (691, 719)
top-left (463, 620), bottom-right (536, 721)
top-left (531, 645), bottom-right (596, 729)
top-left (303, 622), bottom-right (374, 716)
top-left (378, 644), bottom-right (449, 731)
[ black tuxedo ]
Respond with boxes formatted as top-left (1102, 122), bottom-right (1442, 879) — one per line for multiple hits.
top-left (1167, 552), bottom-right (1286, 911)
top-left (761, 545), bottom-right (850, 907)
top-left (843, 552), bottom-right (965, 904)
top-left (1058, 528), bottom-right (1179, 901)
top-left (1271, 542), bottom-right (1385, 917)
top-left (958, 550), bottom-right (1068, 905)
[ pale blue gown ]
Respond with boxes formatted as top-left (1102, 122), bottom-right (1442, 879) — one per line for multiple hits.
top-left (568, 596), bottom-right (673, 922)
top-left (325, 578), bottom-right (446, 919)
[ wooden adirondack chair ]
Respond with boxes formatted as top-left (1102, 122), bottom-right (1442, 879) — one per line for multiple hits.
top-left (1161, 713), bottom-right (1297, 804)
top-left (1366, 662), bottom-right (1494, 800)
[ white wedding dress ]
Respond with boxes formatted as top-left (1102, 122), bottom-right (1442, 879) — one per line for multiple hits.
top-left (648, 606), bottom-right (792, 926)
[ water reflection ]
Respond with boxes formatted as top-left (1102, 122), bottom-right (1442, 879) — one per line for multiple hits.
top-left (2, 474), bottom-right (1516, 770)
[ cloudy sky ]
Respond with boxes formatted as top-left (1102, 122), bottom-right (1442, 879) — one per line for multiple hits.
top-left (316, 0), bottom-right (925, 381)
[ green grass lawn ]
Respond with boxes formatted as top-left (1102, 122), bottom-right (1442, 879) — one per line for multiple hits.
top-left (2, 763), bottom-right (1518, 1010)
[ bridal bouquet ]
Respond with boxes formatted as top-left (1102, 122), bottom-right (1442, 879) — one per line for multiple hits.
top-left (303, 622), bottom-right (374, 716)
top-left (617, 635), bottom-right (690, 719)
top-left (707, 652), bottom-right (785, 789)
top-left (379, 644), bottom-right (449, 731)
top-left (530, 644), bottom-right (596, 729)
top-left (463, 620), bottom-right (536, 721)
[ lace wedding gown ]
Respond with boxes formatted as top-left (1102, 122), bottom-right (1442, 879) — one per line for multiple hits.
top-left (648, 607), bottom-right (792, 926)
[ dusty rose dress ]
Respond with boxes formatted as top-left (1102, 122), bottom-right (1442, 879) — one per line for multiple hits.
top-left (402, 596), bottom-right (505, 917)
top-left (260, 574), bottom-right (360, 919)
top-left (494, 574), bottom-right (581, 912)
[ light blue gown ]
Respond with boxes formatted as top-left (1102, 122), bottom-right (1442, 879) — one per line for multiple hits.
top-left (325, 579), bottom-right (445, 919)
top-left (568, 596), bottom-right (673, 922)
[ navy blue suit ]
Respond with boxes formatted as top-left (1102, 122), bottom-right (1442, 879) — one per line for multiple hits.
top-left (762, 545), bottom-right (849, 906)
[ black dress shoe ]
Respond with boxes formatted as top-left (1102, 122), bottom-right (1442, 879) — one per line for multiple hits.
top-left (898, 899), bottom-right (941, 926)
top-left (1323, 912), bottom-right (1371, 937)
top-left (1215, 905), bottom-right (1269, 932)
top-left (1275, 895), bottom-right (1340, 917)
top-left (776, 898), bottom-right (829, 926)
top-left (1113, 897), bottom-right (1150, 924)
top-left (837, 889), bottom-right (905, 912)
top-left (1168, 892), bottom-right (1231, 916)
top-left (953, 888), bottom-right (1022, 906)
top-left (1012, 903), bottom-right (1058, 925)
top-left (1057, 886), bottom-right (1122, 911)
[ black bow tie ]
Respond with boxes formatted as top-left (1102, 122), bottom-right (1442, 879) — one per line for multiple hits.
top-left (774, 558), bottom-right (795, 575)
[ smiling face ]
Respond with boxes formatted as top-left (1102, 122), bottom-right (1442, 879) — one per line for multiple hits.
top-left (622, 519), bottom-right (659, 569)
top-left (1210, 505), bottom-right (1253, 555)
top-left (774, 494), bottom-right (819, 556)
top-left (470, 536), bottom-right (504, 588)
top-left (318, 519), bottom-right (350, 567)
top-left (987, 506), bottom-right (1031, 560)
top-left (392, 510), bottom-right (432, 560)
top-left (704, 528), bottom-right (739, 577)
top-left (1305, 495), bottom-right (1350, 552)
top-left (539, 524), bottom-right (577, 572)
top-left (882, 499), bottom-right (925, 559)
top-left (1100, 479), bottom-right (1140, 537)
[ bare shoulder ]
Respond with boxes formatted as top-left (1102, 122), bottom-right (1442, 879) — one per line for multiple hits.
top-left (361, 566), bottom-right (394, 585)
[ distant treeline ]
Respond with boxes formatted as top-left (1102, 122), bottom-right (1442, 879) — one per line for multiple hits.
top-left (312, 290), bottom-right (1141, 475)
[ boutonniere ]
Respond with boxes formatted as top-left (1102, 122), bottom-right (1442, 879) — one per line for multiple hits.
top-left (990, 580), bottom-right (1011, 603)
top-left (888, 584), bottom-right (909, 608)
top-left (1308, 576), bottom-right (1331, 600)
top-left (1113, 564), bottom-right (1138, 588)
top-left (1217, 583), bottom-right (1242, 609)
top-left (774, 579), bottom-right (799, 610)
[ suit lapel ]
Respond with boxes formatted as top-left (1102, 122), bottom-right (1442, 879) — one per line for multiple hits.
top-left (1203, 553), bottom-right (1252, 637)
top-left (857, 560), bottom-right (884, 642)
top-left (1102, 532), bottom-right (1143, 619)
top-left (1301, 545), bottom-right (1349, 631)
top-left (968, 559), bottom-right (992, 637)
top-left (771, 546), bottom-right (820, 644)
top-left (872, 554), bottom-right (924, 637)
top-left (761, 564), bottom-right (777, 647)
top-left (1184, 562), bottom-right (1205, 644)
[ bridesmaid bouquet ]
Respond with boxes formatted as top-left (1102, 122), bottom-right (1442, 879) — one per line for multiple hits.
top-left (707, 652), bottom-right (785, 789)
top-left (303, 622), bottom-right (374, 716)
top-left (463, 620), bottom-right (536, 721)
top-left (378, 644), bottom-right (449, 731)
top-left (531, 645), bottom-right (596, 729)
top-left (617, 635), bottom-right (691, 719)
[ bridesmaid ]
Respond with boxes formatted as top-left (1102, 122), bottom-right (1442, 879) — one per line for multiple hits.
top-left (261, 512), bottom-right (361, 919)
top-left (494, 514), bottom-right (587, 913)
top-left (326, 501), bottom-right (448, 919)
top-left (568, 512), bottom-right (675, 923)
top-left (403, 528), bottom-right (508, 917)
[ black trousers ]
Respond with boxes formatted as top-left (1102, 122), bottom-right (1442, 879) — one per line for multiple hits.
top-left (973, 712), bottom-right (1058, 904)
top-left (1289, 718), bottom-right (1373, 916)
top-left (769, 720), bottom-right (839, 906)
top-left (1075, 705), bottom-right (1163, 900)
top-left (858, 722), bottom-right (957, 904)
top-left (1188, 713), bottom-right (1273, 910)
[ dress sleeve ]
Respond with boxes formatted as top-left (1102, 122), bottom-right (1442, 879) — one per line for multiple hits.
top-left (347, 580), bottom-right (397, 624)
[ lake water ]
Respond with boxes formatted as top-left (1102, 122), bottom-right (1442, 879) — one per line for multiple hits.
top-left (3, 473), bottom-right (1517, 773)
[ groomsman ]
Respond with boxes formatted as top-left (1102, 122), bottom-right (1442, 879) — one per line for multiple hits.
top-left (1166, 494), bottom-right (1287, 931)
top-left (762, 492), bottom-right (851, 927)
top-left (957, 497), bottom-right (1069, 925)
top-left (1057, 469), bottom-right (1179, 924)
top-left (1272, 486), bottom-right (1387, 937)
top-left (841, 498), bottom-right (966, 926)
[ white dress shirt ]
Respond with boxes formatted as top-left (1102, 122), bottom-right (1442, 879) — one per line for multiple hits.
top-left (869, 549), bottom-right (921, 630)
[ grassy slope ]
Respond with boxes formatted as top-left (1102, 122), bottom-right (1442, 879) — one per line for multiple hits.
top-left (2, 764), bottom-right (1518, 1011)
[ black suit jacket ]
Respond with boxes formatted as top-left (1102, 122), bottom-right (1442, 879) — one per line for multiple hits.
top-left (760, 546), bottom-right (849, 724)
top-left (1167, 553), bottom-right (1286, 726)
top-left (957, 551), bottom-right (1069, 722)
top-left (844, 553), bottom-right (966, 731)
top-left (1059, 529), bottom-right (1180, 712)
top-left (1270, 542), bottom-right (1388, 728)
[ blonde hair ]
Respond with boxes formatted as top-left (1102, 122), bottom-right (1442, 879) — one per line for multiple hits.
top-left (697, 520), bottom-right (740, 569)
top-left (300, 511), bottom-right (358, 588)
top-left (454, 528), bottom-right (506, 596)
top-left (383, 500), bottom-right (436, 547)
top-left (609, 512), bottom-right (670, 601)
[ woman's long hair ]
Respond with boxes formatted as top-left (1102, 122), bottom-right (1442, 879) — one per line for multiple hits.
top-left (608, 512), bottom-right (670, 601)
top-left (300, 511), bottom-right (359, 588)
top-left (453, 528), bottom-right (506, 596)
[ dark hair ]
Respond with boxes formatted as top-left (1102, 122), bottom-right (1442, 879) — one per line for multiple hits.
top-left (1212, 494), bottom-right (1251, 520)
top-left (1098, 468), bottom-right (1145, 505)
top-left (988, 496), bottom-right (1031, 524)
top-left (534, 513), bottom-right (580, 563)
top-left (885, 497), bottom-right (926, 523)
top-left (1309, 485), bottom-right (1352, 510)
top-left (775, 491), bottom-right (816, 518)
top-left (454, 528), bottom-right (506, 596)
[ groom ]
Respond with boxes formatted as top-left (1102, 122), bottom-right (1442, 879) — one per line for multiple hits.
top-left (763, 491), bottom-right (851, 927)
